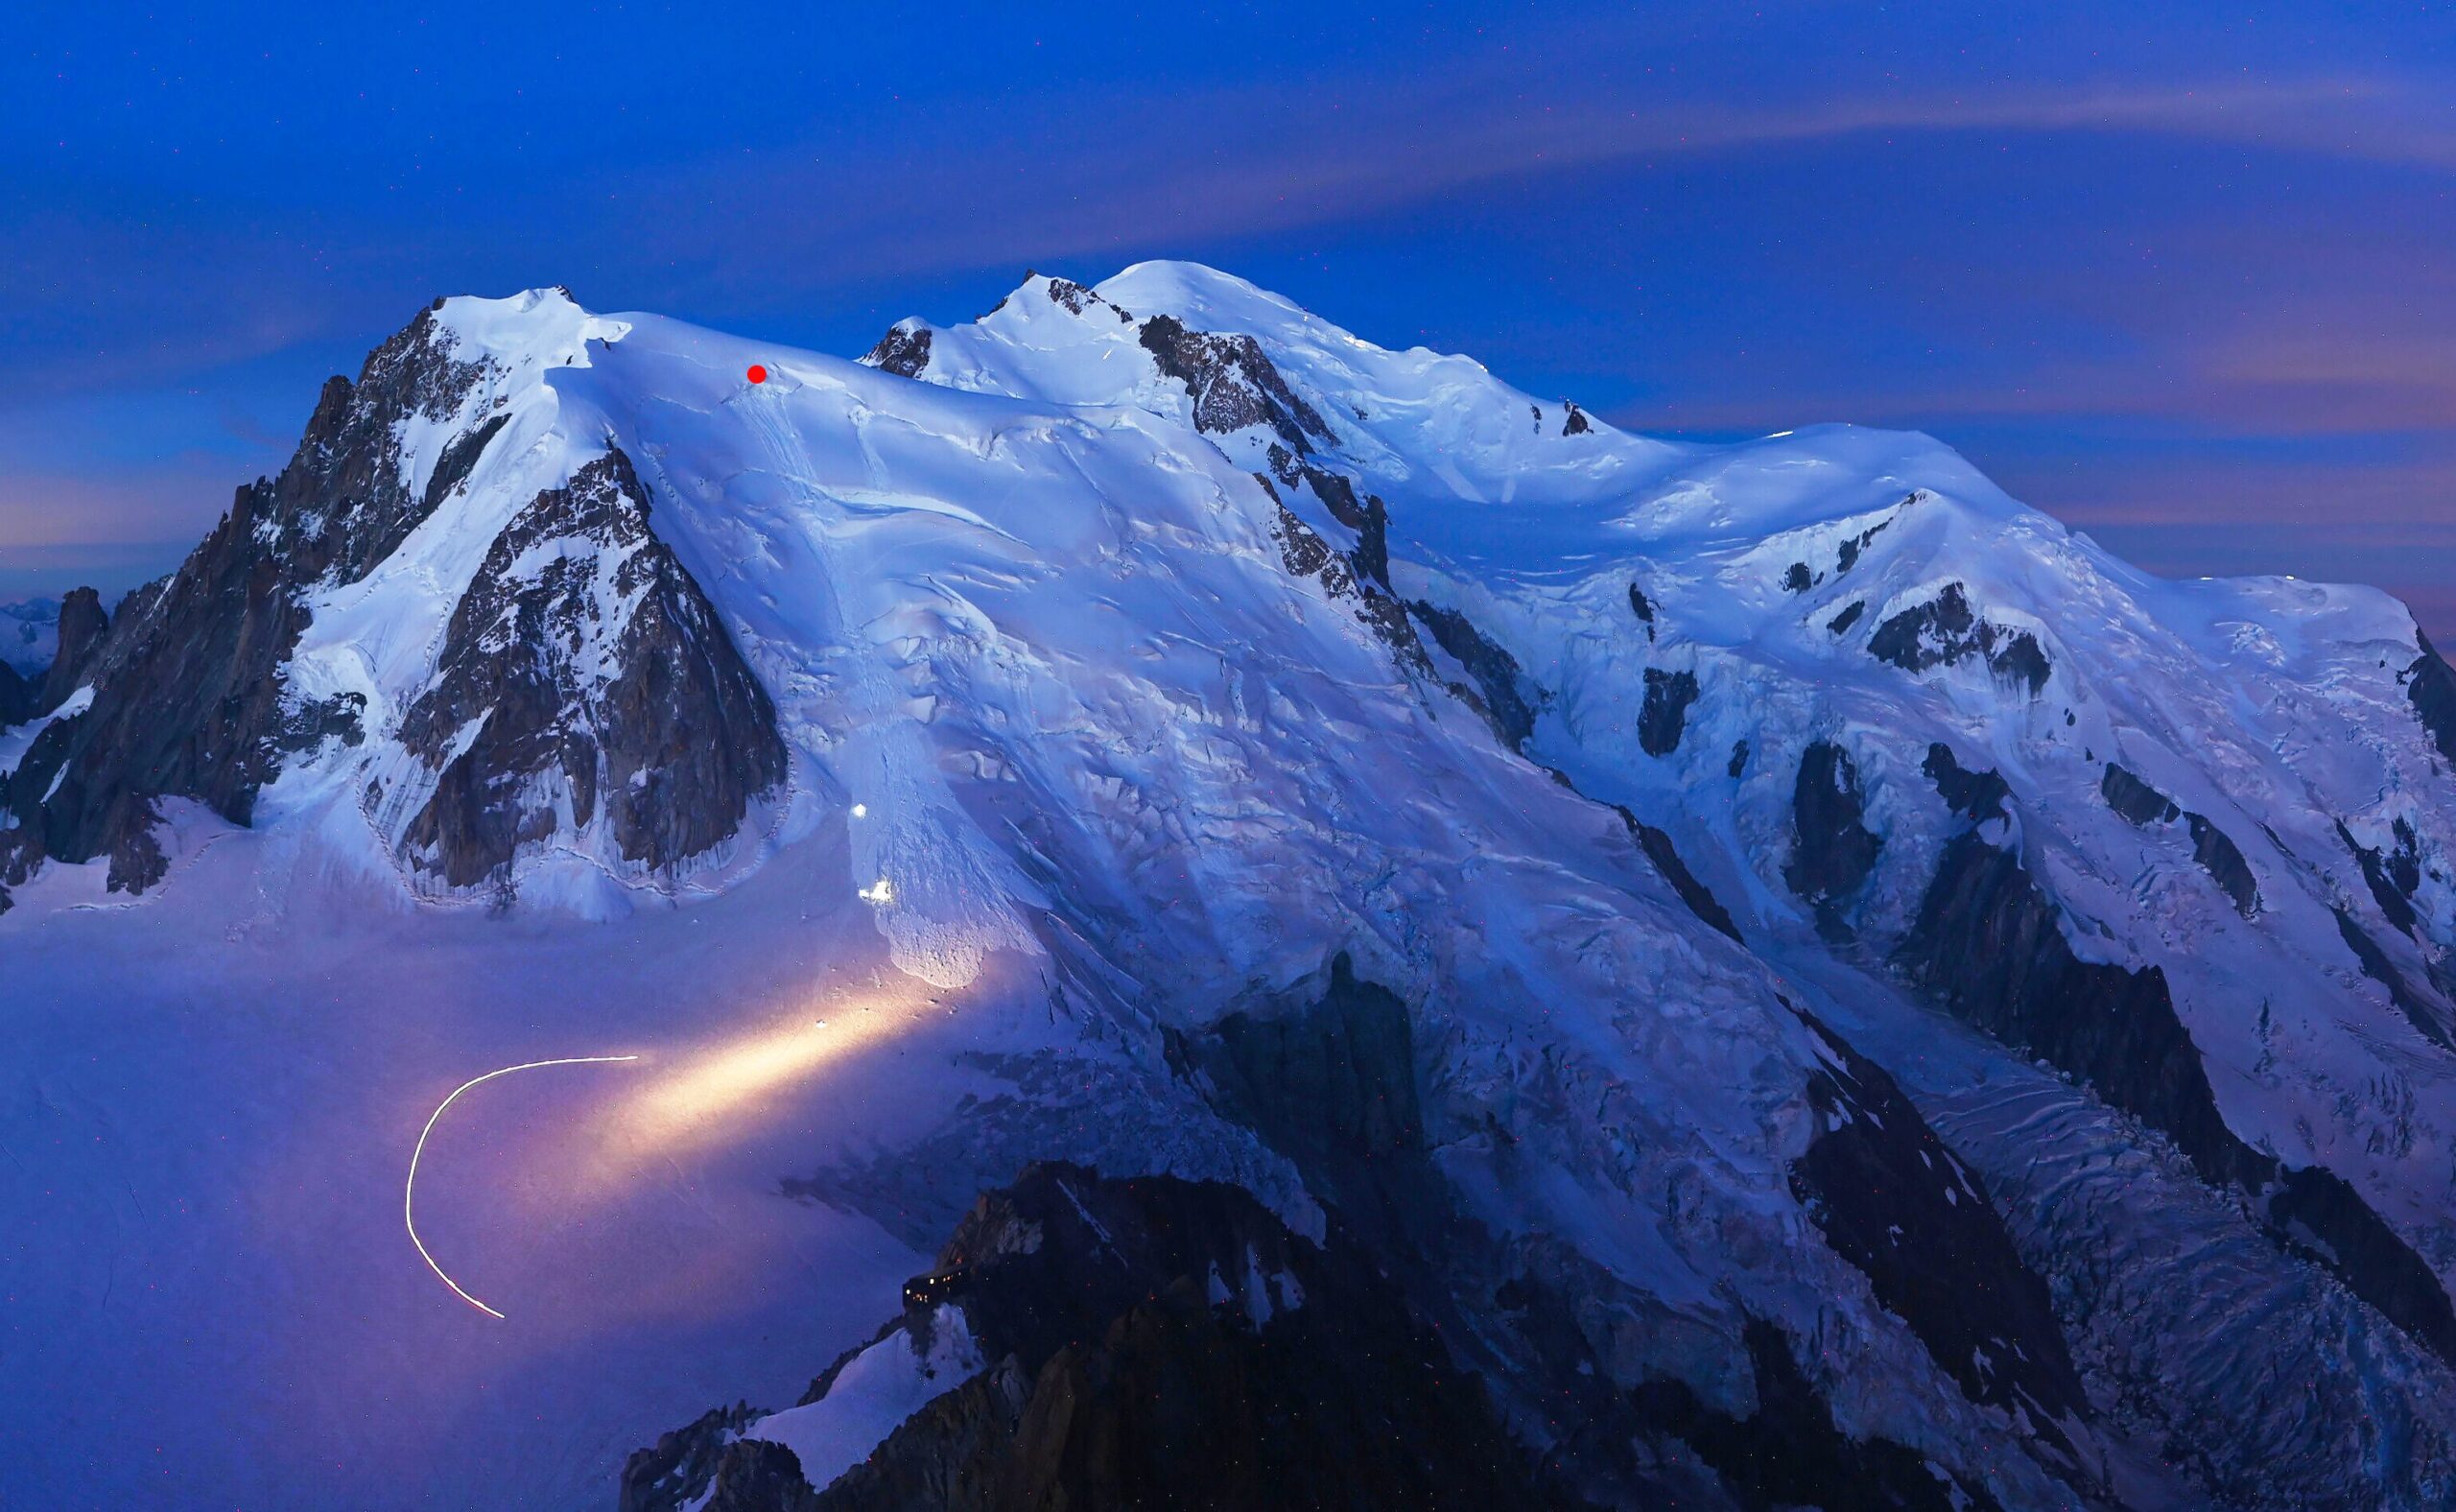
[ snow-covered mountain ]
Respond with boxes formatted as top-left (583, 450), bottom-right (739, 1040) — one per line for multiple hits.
top-left (1, 594), bottom-right (63, 676)
top-left (7, 266), bottom-right (2456, 1510)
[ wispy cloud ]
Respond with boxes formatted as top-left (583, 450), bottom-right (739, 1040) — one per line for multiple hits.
top-left (629, 68), bottom-right (2456, 300)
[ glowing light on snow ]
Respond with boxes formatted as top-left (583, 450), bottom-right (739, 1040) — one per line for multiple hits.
top-left (850, 803), bottom-right (867, 818)
top-left (586, 992), bottom-right (933, 1175)
top-left (405, 1055), bottom-right (640, 1319)
top-left (858, 877), bottom-right (894, 905)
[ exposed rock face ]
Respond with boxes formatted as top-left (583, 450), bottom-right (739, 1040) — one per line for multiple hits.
top-left (1174, 957), bottom-right (2038, 1505)
top-left (639, 1163), bottom-right (1559, 1511)
top-left (1868, 582), bottom-right (2050, 695)
top-left (2101, 763), bottom-right (2180, 826)
top-left (388, 447), bottom-right (785, 889)
top-left (0, 306), bottom-right (490, 900)
top-left (1626, 580), bottom-right (1656, 636)
top-left (2184, 813), bottom-right (2260, 917)
top-left (1613, 805), bottom-right (1743, 942)
top-left (38, 586), bottom-right (106, 713)
top-left (1638, 667), bottom-right (1700, 756)
top-left (1835, 513), bottom-right (1896, 575)
top-left (1901, 829), bottom-right (2255, 1190)
top-left (1407, 599), bottom-right (1539, 748)
top-left (862, 322), bottom-right (933, 379)
top-left (2341, 817), bottom-right (2425, 937)
top-left (1827, 599), bottom-right (1865, 635)
top-left (1901, 816), bottom-right (2456, 1367)
top-left (0, 661), bottom-right (35, 727)
top-left (621, 1404), bottom-right (766, 1512)
top-left (2333, 907), bottom-right (2453, 1051)
top-left (2408, 630), bottom-right (2456, 766)
top-left (1925, 743), bottom-right (2012, 823)
top-left (1559, 401), bottom-right (1592, 437)
top-left (1171, 958), bottom-right (1644, 1494)
top-left (1185, 956), bottom-right (1425, 1189)
top-left (1629, 1320), bottom-right (2004, 1512)
top-left (1258, 483), bottom-right (1431, 681)
top-left (1785, 740), bottom-right (1881, 936)
top-left (1138, 314), bottom-right (1335, 453)
top-left (2100, 765), bottom-right (2259, 915)
top-left (1265, 443), bottom-right (1392, 590)
top-left (2265, 1166), bottom-right (2456, 1367)
top-left (1787, 1010), bottom-right (2090, 1459)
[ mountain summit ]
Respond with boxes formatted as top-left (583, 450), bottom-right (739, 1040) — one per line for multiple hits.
top-left (7, 266), bottom-right (2456, 1509)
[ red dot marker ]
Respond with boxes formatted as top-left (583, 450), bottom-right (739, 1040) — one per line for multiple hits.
top-left (746, 364), bottom-right (768, 385)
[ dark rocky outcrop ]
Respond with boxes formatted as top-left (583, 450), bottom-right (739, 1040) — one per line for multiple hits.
top-left (1637, 667), bottom-right (1699, 756)
top-left (1785, 741), bottom-right (1881, 936)
top-left (1783, 561), bottom-right (1815, 594)
top-left (2333, 907), bottom-right (2453, 1051)
top-left (802, 1363), bottom-right (1027, 1512)
top-left (1900, 830), bottom-right (2256, 1190)
top-left (0, 304), bottom-right (493, 900)
top-left (1256, 480), bottom-right (1431, 682)
top-left (641, 1162), bottom-right (1561, 1511)
top-left (1408, 599), bottom-right (1539, 748)
top-left (1265, 443), bottom-right (1390, 590)
top-left (862, 323), bottom-right (933, 379)
top-left (2339, 818), bottom-right (2424, 938)
top-left (38, 586), bottom-right (106, 713)
top-left (1728, 739), bottom-right (1749, 778)
top-left (1787, 1011), bottom-right (2090, 1458)
top-left (1828, 600), bottom-right (1865, 636)
top-left (1835, 514), bottom-right (1895, 576)
top-left (0, 660), bottom-right (35, 727)
top-left (391, 447), bottom-right (785, 889)
top-left (621, 1404), bottom-right (767, 1512)
top-left (1901, 824), bottom-right (2456, 1367)
top-left (1612, 806), bottom-right (1743, 943)
top-left (2406, 630), bottom-right (2456, 766)
top-left (2184, 813), bottom-right (2260, 917)
top-left (1867, 582), bottom-right (2049, 695)
top-left (1188, 954), bottom-right (1423, 1169)
top-left (2265, 1165), bottom-right (2456, 1365)
top-left (1041, 276), bottom-right (1129, 320)
top-left (706, 1442), bottom-right (825, 1512)
top-left (1139, 314), bottom-right (1335, 454)
top-left (1923, 743), bottom-right (2011, 824)
top-left (1559, 401), bottom-right (1592, 437)
top-left (2103, 765), bottom-right (2260, 915)
top-left (1172, 957), bottom-right (1768, 1504)
top-left (1626, 581), bottom-right (1655, 638)
top-left (2101, 764), bottom-right (2180, 826)
top-left (1628, 1320), bottom-right (2002, 1512)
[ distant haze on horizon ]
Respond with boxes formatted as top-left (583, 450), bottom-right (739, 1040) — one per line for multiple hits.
top-left (7, 4), bottom-right (2452, 636)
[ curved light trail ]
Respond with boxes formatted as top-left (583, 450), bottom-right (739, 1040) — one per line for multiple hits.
top-left (405, 1055), bottom-right (640, 1319)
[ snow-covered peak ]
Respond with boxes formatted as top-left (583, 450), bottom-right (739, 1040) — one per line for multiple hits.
top-left (0, 595), bottom-right (60, 676)
top-left (1096, 259), bottom-right (1320, 336)
top-left (427, 286), bottom-right (633, 373)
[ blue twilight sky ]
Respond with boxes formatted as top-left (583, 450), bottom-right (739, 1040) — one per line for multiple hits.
top-left (7, 4), bottom-right (2454, 631)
